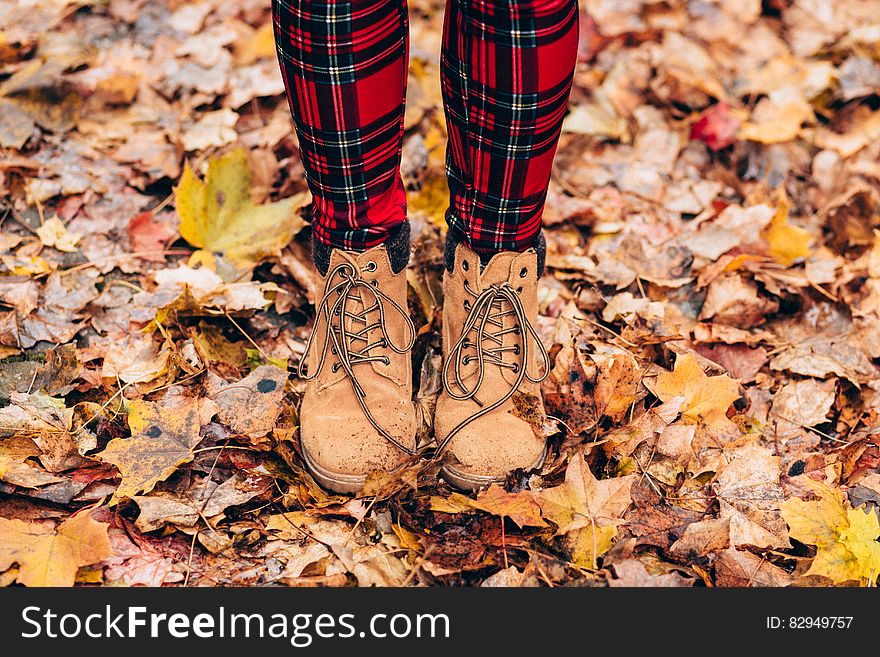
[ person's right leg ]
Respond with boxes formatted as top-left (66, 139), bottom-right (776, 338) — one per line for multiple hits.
top-left (273, 0), bottom-right (416, 492)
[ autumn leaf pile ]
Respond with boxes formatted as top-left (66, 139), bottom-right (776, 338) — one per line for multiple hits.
top-left (1, 0), bottom-right (879, 588)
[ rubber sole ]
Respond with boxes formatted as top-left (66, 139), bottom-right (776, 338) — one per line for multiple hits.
top-left (440, 445), bottom-right (547, 492)
top-left (301, 447), bottom-right (367, 494)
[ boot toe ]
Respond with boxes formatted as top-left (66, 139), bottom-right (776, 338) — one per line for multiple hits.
top-left (300, 409), bottom-right (416, 493)
top-left (439, 412), bottom-right (545, 491)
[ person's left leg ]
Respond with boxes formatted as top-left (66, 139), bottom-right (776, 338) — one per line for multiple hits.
top-left (436, 0), bottom-right (578, 489)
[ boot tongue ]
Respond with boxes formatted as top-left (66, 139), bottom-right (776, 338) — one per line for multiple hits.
top-left (478, 251), bottom-right (519, 287)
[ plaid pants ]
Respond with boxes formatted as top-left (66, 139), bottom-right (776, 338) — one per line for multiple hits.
top-left (272, 0), bottom-right (578, 256)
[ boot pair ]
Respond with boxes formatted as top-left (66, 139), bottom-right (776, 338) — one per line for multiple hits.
top-left (297, 231), bottom-right (549, 493)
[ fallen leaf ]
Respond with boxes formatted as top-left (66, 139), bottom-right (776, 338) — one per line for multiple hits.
top-left (35, 216), bottom-right (80, 252)
top-left (175, 148), bottom-right (308, 272)
top-left (762, 195), bottom-right (812, 266)
top-left (649, 353), bottom-right (741, 430)
top-left (769, 379), bottom-right (836, 439)
top-left (205, 364), bottom-right (287, 440)
top-left (98, 389), bottom-right (215, 503)
top-left (0, 511), bottom-right (111, 587)
top-left (535, 450), bottom-right (635, 568)
top-left (469, 484), bottom-right (547, 529)
top-left (781, 478), bottom-right (880, 585)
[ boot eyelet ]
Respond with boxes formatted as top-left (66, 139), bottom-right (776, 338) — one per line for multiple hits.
top-left (463, 300), bottom-right (471, 310)
top-left (364, 261), bottom-right (377, 272)
top-left (370, 279), bottom-right (378, 286)
top-left (462, 260), bottom-right (469, 271)
top-left (516, 287), bottom-right (523, 294)
top-left (462, 356), bottom-right (472, 365)
top-left (382, 356), bottom-right (390, 365)
top-left (331, 363), bottom-right (340, 373)
top-left (512, 364), bottom-right (520, 373)
top-left (513, 345), bottom-right (520, 355)
top-left (519, 267), bottom-right (528, 278)
top-left (331, 346), bottom-right (337, 355)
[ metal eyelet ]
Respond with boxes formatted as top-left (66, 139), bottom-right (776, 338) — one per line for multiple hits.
top-left (519, 267), bottom-right (528, 278)
top-left (370, 279), bottom-right (378, 286)
top-left (382, 356), bottom-right (390, 365)
top-left (512, 364), bottom-right (520, 373)
top-left (364, 261), bottom-right (377, 272)
top-left (463, 299), bottom-right (471, 310)
top-left (331, 363), bottom-right (340, 373)
top-left (331, 346), bottom-right (337, 355)
top-left (462, 356), bottom-right (472, 365)
top-left (516, 287), bottom-right (523, 294)
top-left (513, 345), bottom-right (520, 355)
top-left (462, 260), bottom-right (469, 271)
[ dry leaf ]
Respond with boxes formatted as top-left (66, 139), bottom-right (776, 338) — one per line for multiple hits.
top-left (649, 353), bottom-right (740, 430)
top-left (0, 511), bottom-right (111, 587)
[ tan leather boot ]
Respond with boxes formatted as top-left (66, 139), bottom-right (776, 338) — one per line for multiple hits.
top-left (435, 241), bottom-right (550, 490)
top-left (298, 243), bottom-right (417, 493)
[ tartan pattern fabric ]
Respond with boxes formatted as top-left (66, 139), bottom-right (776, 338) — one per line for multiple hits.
top-left (272, 0), bottom-right (578, 256)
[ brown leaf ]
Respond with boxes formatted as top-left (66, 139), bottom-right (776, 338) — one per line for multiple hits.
top-left (98, 389), bottom-right (214, 503)
top-left (205, 365), bottom-right (287, 440)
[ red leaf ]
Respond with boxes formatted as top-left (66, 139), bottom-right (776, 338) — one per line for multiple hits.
top-left (690, 102), bottom-right (740, 151)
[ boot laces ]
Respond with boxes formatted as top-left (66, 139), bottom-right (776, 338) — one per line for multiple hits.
top-left (438, 280), bottom-right (549, 452)
top-left (298, 261), bottom-right (416, 454)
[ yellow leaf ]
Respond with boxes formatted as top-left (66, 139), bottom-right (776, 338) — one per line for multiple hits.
top-left (407, 169), bottom-right (448, 228)
top-left (469, 484), bottom-right (547, 529)
top-left (739, 98), bottom-right (812, 144)
top-left (568, 523), bottom-right (618, 570)
top-left (762, 194), bottom-right (811, 266)
top-left (650, 353), bottom-right (740, 429)
top-left (535, 450), bottom-right (634, 541)
top-left (780, 478), bottom-right (880, 585)
top-left (175, 148), bottom-right (308, 273)
top-left (430, 485), bottom-right (547, 529)
top-left (98, 393), bottom-right (210, 504)
top-left (35, 216), bottom-right (80, 252)
top-left (429, 494), bottom-right (476, 515)
top-left (0, 512), bottom-right (111, 587)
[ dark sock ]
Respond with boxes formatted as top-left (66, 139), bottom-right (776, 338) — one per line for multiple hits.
top-left (311, 222), bottom-right (411, 276)
top-left (444, 230), bottom-right (546, 277)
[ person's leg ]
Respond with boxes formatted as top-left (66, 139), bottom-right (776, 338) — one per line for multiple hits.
top-left (273, 0), bottom-right (410, 273)
top-left (436, 0), bottom-right (578, 489)
top-left (273, 0), bottom-right (417, 493)
top-left (441, 0), bottom-right (578, 260)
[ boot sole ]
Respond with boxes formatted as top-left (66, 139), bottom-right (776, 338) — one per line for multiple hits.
top-left (301, 447), bottom-right (367, 494)
top-left (440, 445), bottom-right (547, 492)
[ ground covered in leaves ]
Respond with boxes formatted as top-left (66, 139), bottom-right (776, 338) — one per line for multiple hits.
top-left (1, 0), bottom-right (880, 587)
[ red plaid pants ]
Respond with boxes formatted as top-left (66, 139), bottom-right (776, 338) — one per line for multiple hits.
top-left (272, 0), bottom-right (578, 256)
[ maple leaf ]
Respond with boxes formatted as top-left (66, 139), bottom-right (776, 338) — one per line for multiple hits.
top-left (781, 478), bottom-right (880, 585)
top-left (534, 451), bottom-right (635, 568)
top-left (468, 484), bottom-right (547, 529)
top-left (0, 511), bottom-right (111, 587)
top-left (175, 148), bottom-right (308, 273)
top-left (429, 486), bottom-right (546, 529)
top-left (762, 194), bottom-right (811, 266)
top-left (98, 390), bottom-right (215, 504)
top-left (649, 353), bottom-right (740, 429)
